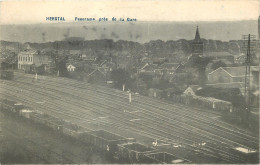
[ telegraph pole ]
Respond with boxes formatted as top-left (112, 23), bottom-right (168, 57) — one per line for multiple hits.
top-left (242, 34), bottom-right (256, 115)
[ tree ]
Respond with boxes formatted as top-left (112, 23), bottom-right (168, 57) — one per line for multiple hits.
top-left (111, 68), bottom-right (131, 89)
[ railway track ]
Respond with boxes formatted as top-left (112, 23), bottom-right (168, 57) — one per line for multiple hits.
top-left (0, 85), bottom-right (250, 163)
top-left (14, 72), bottom-right (257, 138)
top-left (12, 72), bottom-right (258, 147)
top-left (0, 73), bottom-right (258, 163)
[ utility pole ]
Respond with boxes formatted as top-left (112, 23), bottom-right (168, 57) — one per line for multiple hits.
top-left (242, 34), bottom-right (256, 115)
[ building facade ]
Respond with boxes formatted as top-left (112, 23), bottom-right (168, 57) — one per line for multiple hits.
top-left (18, 49), bottom-right (49, 70)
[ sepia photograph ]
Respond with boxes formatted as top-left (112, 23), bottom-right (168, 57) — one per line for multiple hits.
top-left (0, 0), bottom-right (259, 164)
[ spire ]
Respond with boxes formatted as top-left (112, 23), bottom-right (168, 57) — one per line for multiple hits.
top-left (194, 26), bottom-right (201, 42)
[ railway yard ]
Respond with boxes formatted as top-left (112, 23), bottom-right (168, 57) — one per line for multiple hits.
top-left (0, 71), bottom-right (259, 164)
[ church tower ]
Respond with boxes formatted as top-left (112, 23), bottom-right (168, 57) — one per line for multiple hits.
top-left (191, 26), bottom-right (203, 56)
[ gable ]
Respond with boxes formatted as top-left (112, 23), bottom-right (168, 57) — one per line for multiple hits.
top-left (208, 67), bottom-right (232, 77)
top-left (183, 87), bottom-right (196, 96)
top-left (67, 64), bottom-right (76, 69)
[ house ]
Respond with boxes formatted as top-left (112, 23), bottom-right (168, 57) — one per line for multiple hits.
top-left (138, 63), bottom-right (158, 74)
top-left (87, 69), bottom-right (108, 85)
top-left (204, 52), bottom-right (235, 63)
top-left (234, 54), bottom-right (246, 64)
top-left (208, 67), bottom-right (245, 84)
top-left (234, 53), bottom-right (259, 65)
top-left (159, 63), bottom-right (179, 70)
top-left (69, 50), bottom-right (81, 56)
top-left (98, 60), bottom-right (116, 72)
top-left (66, 64), bottom-right (76, 72)
top-left (164, 87), bottom-right (186, 98)
top-left (18, 46), bottom-right (49, 71)
top-left (141, 57), bottom-right (153, 64)
top-left (183, 85), bottom-right (200, 96)
top-left (207, 66), bottom-right (259, 96)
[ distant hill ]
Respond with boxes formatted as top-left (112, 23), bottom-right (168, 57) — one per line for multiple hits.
top-left (0, 20), bottom-right (257, 43)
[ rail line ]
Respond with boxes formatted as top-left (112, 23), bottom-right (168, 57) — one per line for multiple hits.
top-left (12, 73), bottom-right (258, 147)
top-left (0, 73), bottom-right (258, 163)
top-left (0, 84), bottom-right (250, 163)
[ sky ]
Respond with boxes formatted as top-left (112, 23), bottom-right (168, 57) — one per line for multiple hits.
top-left (0, 0), bottom-right (259, 43)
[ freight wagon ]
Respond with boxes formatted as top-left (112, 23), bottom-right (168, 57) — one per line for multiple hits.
top-left (79, 130), bottom-right (128, 153)
top-left (117, 143), bottom-right (157, 163)
top-left (0, 99), bottom-right (24, 114)
top-left (44, 116), bottom-right (63, 131)
top-left (29, 112), bottom-right (63, 131)
top-left (0, 70), bottom-right (14, 80)
top-left (62, 122), bottom-right (89, 138)
top-left (144, 152), bottom-right (191, 164)
top-left (30, 111), bottom-right (50, 125)
top-left (179, 95), bottom-right (233, 112)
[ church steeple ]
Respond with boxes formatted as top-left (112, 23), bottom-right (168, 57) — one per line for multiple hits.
top-left (194, 26), bottom-right (201, 42)
top-left (191, 25), bottom-right (203, 56)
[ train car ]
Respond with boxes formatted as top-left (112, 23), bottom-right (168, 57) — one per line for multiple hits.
top-left (62, 122), bottom-right (88, 138)
top-left (44, 116), bottom-right (63, 132)
top-left (0, 70), bottom-right (14, 80)
top-left (117, 143), bottom-right (157, 163)
top-left (0, 99), bottom-right (24, 114)
top-left (180, 95), bottom-right (233, 112)
top-left (214, 100), bottom-right (233, 112)
top-left (78, 130), bottom-right (128, 154)
top-left (30, 111), bottom-right (49, 125)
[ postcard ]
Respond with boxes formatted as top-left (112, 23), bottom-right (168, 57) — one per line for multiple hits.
top-left (0, 0), bottom-right (259, 164)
